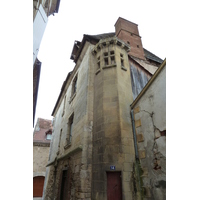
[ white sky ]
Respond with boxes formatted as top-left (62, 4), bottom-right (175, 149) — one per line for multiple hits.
top-left (35, 0), bottom-right (167, 126)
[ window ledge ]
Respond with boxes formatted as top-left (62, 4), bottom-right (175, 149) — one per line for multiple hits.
top-left (121, 66), bottom-right (127, 71)
top-left (102, 63), bottom-right (117, 69)
top-left (69, 92), bottom-right (76, 104)
top-left (95, 69), bottom-right (101, 75)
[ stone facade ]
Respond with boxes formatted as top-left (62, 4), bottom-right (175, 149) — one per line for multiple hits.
top-left (33, 118), bottom-right (53, 199)
top-left (43, 17), bottom-right (164, 200)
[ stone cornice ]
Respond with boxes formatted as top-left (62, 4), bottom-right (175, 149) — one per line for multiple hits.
top-left (91, 36), bottom-right (130, 55)
top-left (46, 145), bottom-right (82, 167)
top-left (33, 141), bottom-right (50, 147)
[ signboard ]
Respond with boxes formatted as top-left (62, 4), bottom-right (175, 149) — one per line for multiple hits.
top-left (110, 165), bottom-right (115, 170)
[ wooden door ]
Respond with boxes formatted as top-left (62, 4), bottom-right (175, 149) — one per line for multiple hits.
top-left (60, 169), bottom-right (71, 200)
top-left (33, 176), bottom-right (45, 197)
top-left (107, 172), bottom-right (122, 200)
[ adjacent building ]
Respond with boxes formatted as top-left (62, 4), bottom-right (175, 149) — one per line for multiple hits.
top-left (33, 0), bottom-right (61, 126)
top-left (43, 17), bottom-right (165, 200)
top-left (130, 59), bottom-right (166, 199)
top-left (33, 118), bottom-right (53, 199)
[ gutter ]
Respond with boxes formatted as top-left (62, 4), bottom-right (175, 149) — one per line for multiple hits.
top-left (130, 110), bottom-right (139, 159)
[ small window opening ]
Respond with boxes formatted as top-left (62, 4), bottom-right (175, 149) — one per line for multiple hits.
top-left (117, 41), bottom-right (122, 46)
top-left (103, 42), bottom-right (107, 47)
top-left (137, 45), bottom-right (139, 48)
top-left (104, 52), bottom-right (108, 57)
top-left (111, 56), bottom-right (115, 64)
top-left (68, 114), bottom-right (74, 143)
top-left (121, 59), bottom-right (124, 67)
top-left (46, 134), bottom-right (52, 140)
top-left (127, 41), bottom-right (130, 45)
top-left (97, 56), bottom-right (100, 69)
top-left (104, 57), bottom-right (108, 65)
top-left (110, 51), bottom-right (114, 55)
top-left (71, 76), bottom-right (78, 98)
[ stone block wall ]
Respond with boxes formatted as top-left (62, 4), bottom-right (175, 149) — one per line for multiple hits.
top-left (33, 146), bottom-right (50, 174)
top-left (92, 37), bottom-right (135, 200)
top-left (43, 42), bottom-right (94, 200)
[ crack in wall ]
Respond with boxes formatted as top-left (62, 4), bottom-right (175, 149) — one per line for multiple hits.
top-left (139, 110), bottom-right (166, 172)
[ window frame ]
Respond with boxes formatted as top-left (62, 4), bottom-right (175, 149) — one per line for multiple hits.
top-left (102, 50), bottom-right (116, 69)
top-left (64, 113), bottom-right (74, 149)
top-left (70, 75), bottom-right (78, 103)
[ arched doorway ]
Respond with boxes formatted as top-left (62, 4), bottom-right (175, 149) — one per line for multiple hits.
top-left (33, 176), bottom-right (45, 197)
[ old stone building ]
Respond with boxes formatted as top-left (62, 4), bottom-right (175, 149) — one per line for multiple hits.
top-left (43, 17), bottom-right (165, 200)
top-left (33, 118), bottom-right (53, 199)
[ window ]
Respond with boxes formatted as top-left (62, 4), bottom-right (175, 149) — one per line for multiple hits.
top-left (70, 75), bottom-right (78, 102)
top-left (60, 169), bottom-right (70, 200)
top-left (65, 113), bottom-right (74, 148)
top-left (62, 95), bottom-right (66, 117)
top-left (58, 129), bottom-right (62, 148)
top-left (46, 133), bottom-right (52, 140)
top-left (120, 53), bottom-right (127, 71)
top-left (102, 51), bottom-right (116, 69)
top-left (110, 51), bottom-right (115, 64)
top-left (96, 56), bottom-right (101, 75)
top-left (73, 78), bottom-right (77, 94)
top-left (68, 114), bottom-right (73, 143)
top-left (97, 56), bottom-right (100, 69)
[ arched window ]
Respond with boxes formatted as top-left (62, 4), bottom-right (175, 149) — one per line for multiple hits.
top-left (33, 176), bottom-right (45, 197)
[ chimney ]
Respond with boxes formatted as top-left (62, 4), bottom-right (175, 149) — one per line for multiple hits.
top-left (115, 17), bottom-right (145, 60)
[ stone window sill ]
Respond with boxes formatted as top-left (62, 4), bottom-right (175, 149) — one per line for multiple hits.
top-left (121, 66), bottom-right (127, 71)
top-left (95, 68), bottom-right (101, 75)
top-left (102, 63), bottom-right (117, 69)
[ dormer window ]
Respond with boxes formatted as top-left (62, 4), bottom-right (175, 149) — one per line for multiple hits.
top-left (46, 133), bottom-right (52, 140)
top-left (45, 129), bottom-right (52, 140)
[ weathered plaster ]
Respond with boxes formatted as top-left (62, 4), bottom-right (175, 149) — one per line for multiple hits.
top-left (132, 63), bottom-right (166, 199)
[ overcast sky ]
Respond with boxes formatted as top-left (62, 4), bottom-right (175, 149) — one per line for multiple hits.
top-left (34, 0), bottom-right (167, 126)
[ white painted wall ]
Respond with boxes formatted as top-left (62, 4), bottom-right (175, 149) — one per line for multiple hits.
top-left (33, 4), bottom-right (48, 65)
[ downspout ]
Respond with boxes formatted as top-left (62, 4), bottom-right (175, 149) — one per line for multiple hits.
top-left (131, 110), bottom-right (139, 159)
top-left (131, 109), bottom-right (142, 200)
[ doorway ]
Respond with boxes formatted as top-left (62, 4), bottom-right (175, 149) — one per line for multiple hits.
top-left (33, 176), bottom-right (45, 197)
top-left (107, 171), bottom-right (122, 200)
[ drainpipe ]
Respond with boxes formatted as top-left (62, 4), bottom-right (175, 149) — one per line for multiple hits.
top-left (130, 109), bottom-right (142, 199)
top-left (131, 110), bottom-right (139, 159)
